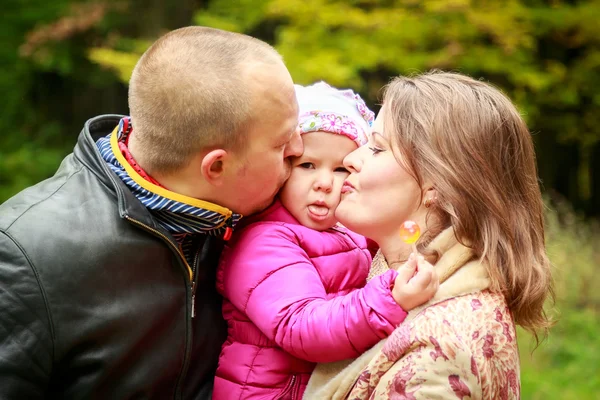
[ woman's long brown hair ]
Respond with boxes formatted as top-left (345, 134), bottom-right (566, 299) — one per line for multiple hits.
top-left (383, 71), bottom-right (555, 342)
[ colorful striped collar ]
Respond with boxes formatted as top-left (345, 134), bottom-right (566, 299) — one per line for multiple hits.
top-left (96, 117), bottom-right (242, 241)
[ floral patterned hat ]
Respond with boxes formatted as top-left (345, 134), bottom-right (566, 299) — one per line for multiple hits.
top-left (295, 82), bottom-right (374, 147)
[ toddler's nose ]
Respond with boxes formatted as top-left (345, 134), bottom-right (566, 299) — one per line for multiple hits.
top-left (314, 172), bottom-right (333, 193)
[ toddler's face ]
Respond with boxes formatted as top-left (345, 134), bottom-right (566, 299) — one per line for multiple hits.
top-left (279, 131), bottom-right (356, 231)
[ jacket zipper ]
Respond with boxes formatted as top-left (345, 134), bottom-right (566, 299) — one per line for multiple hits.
top-left (291, 375), bottom-right (298, 400)
top-left (124, 216), bottom-right (193, 280)
top-left (330, 225), bottom-right (348, 235)
top-left (190, 244), bottom-right (201, 318)
top-left (279, 375), bottom-right (298, 400)
top-left (124, 215), bottom-right (195, 399)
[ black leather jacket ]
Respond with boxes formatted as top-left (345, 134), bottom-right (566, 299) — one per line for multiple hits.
top-left (0, 115), bottom-right (227, 399)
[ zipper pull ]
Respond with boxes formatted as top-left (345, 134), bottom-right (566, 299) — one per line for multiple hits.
top-left (191, 281), bottom-right (196, 319)
top-left (223, 217), bottom-right (234, 241)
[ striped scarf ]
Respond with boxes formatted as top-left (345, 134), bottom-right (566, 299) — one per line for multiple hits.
top-left (96, 117), bottom-right (242, 264)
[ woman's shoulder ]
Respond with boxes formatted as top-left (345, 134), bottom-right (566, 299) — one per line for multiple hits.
top-left (416, 290), bottom-right (512, 326)
top-left (367, 290), bottom-right (519, 399)
top-left (345, 291), bottom-right (519, 399)
top-left (409, 290), bottom-right (517, 353)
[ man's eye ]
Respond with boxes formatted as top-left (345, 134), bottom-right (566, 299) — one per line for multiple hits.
top-left (369, 147), bottom-right (384, 155)
top-left (335, 167), bottom-right (349, 173)
top-left (299, 162), bottom-right (315, 169)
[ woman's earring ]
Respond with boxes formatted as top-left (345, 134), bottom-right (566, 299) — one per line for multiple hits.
top-left (424, 198), bottom-right (432, 208)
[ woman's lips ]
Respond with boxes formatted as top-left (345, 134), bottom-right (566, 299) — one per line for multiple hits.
top-left (341, 181), bottom-right (355, 194)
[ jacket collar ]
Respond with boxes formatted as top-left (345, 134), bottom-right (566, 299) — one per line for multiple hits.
top-left (243, 198), bottom-right (296, 226)
top-left (413, 228), bottom-right (490, 317)
top-left (73, 114), bottom-right (165, 231)
top-left (372, 227), bottom-right (491, 321)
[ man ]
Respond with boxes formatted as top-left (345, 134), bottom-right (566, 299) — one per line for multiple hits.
top-left (0, 26), bottom-right (302, 399)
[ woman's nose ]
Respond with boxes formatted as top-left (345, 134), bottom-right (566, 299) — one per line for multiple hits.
top-left (343, 147), bottom-right (361, 173)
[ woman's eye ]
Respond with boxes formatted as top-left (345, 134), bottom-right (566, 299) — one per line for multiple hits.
top-left (335, 167), bottom-right (349, 173)
top-left (369, 146), bottom-right (384, 155)
top-left (299, 162), bottom-right (315, 169)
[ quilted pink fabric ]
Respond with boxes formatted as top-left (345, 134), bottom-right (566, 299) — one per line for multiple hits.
top-left (213, 200), bottom-right (406, 399)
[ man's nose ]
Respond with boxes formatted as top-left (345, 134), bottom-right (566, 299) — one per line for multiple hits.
top-left (284, 128), bottom-right (303, 158)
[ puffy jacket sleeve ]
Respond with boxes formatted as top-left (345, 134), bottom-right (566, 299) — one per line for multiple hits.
top-left (219, 224), bottom-right (407, 363)
top-left (0, 231), bottom-right (53, 399)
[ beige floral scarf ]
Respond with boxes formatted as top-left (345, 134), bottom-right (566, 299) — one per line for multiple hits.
top-left (304, 227), bottom-right (491, 399)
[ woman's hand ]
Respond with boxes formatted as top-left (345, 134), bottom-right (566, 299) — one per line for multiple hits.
top-left (391, 253), bottom-right (439, 310)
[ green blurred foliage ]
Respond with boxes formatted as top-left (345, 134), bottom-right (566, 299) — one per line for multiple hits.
top-left (2, 0), bottom-right (600, 397)
top-left (1, 0), bottom-right (130, 197)
top-left (519, 198), bottom-right (600, 399)
top-left (87, 0), bottom-right (600, 215)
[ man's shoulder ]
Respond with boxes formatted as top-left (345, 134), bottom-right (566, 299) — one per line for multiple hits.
top-left (0, 154), bottom-right (79, 229)
top-left (0, 155), bottom-right (120, 250)
top-left (0, 113), bottom-right (126, 232)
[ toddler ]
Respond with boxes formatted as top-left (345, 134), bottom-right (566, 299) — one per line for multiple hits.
top-left (213, 82), bottom-right (436, 399)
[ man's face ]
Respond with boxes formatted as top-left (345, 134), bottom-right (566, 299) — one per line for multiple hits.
top-left (225, 64), bottom-right (303, 215)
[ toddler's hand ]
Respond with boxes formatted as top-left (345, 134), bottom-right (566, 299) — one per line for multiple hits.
top-left (391, 253), bottom-right (438, 311)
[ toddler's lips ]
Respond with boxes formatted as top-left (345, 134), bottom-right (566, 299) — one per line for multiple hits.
top-left (308, 204), bottom-right (329, 218)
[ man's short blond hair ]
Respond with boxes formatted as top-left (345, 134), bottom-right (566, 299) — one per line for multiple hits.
top-left (128, 26), bottom-right (282, 174)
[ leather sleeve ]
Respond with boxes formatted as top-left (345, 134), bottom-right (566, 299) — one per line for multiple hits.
top-left (0, 231), bottom-right (53, 399)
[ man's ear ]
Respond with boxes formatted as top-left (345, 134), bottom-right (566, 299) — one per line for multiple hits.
top-left (200, 149), bottom-right (229, 186)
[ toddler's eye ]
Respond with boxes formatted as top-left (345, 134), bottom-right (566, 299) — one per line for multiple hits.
top-left (335, 167), bottom-right (349, 173)
top-left (369, 147), bottom-right (384, 155)
top-left (299, 162), bottom-right (315, 169)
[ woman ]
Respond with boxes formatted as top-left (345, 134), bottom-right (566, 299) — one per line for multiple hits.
top-left (304, 71), bottom-right (554, 399)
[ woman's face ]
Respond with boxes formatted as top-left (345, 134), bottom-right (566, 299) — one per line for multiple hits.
top-left (335, 108), bottom-right (423, 243)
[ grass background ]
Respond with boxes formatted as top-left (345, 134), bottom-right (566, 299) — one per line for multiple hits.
top-left (519, 199), bottom-right (600, 399)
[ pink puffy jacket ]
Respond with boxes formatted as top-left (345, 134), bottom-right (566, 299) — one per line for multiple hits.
top-left (213, 200), bottom-right (406, 399)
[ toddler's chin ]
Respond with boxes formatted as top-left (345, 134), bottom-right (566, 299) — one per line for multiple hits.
top-left (334, 203), bottom-right (348, 223)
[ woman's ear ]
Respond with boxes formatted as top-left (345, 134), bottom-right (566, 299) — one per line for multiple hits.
top-left (200, 149), bottom-right (228, 186)
top-left (423, 187), bottom-right (438, 208)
